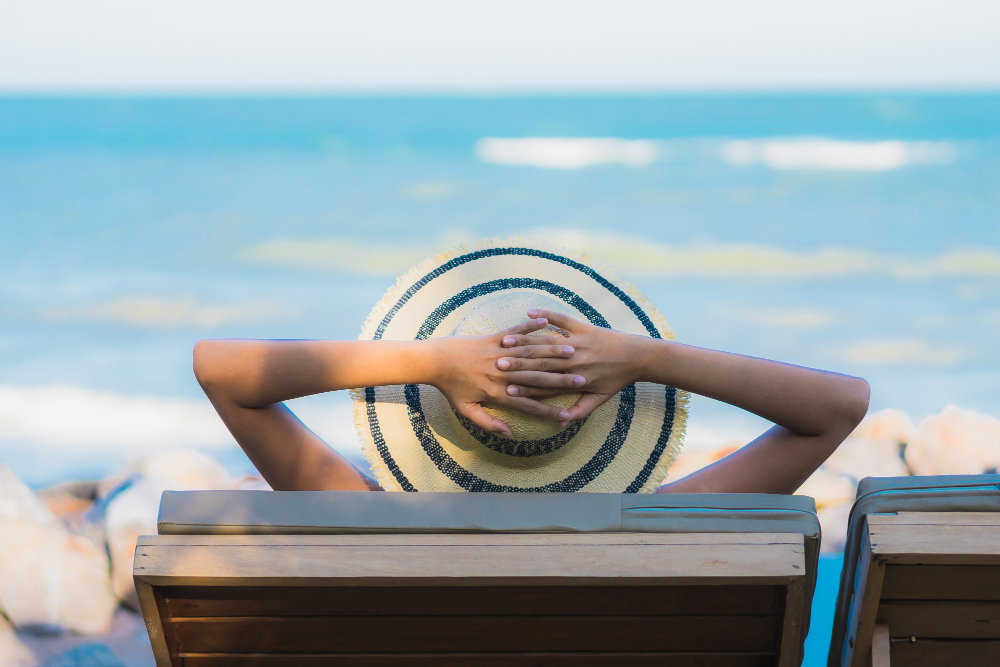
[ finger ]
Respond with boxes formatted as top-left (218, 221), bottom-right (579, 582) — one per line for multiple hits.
top-left (501, 333), bottom-right (567, 348)
top-left (505, 384), bottom-right (575, 399)
top-left (503, 371), bottom-right (586, 389)
top-left (503, 396), bottom-right (572, 423)
top-left (525, 309), bottom-right (585, 333)
top-left (496, 352), bottom-right (574, 371)
top-left (503, 385), bottom-right (564, 399)
top-left (459, 403), bottom-right (511, 437)
top-left (499, 318), bottom-right (549, 343)
top-left (560, 393), bottom-right (609, 427)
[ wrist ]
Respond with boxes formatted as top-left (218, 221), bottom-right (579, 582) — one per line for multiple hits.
top-left (410, 338), bottom-right (447, 387)
top-left (630, 335), bottom-right (676, 384)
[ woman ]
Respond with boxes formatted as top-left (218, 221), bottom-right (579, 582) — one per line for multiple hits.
top-left (194, 307), bottom-right (869, 495)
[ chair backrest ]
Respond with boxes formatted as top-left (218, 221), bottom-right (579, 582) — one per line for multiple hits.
top-left (829, 475), bottom-right (1000, 667)
top-left (136, 491), bottom-right (820, 667)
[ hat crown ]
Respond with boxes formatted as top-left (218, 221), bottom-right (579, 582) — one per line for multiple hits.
top-left (453, 292), bottom-right (581, 445)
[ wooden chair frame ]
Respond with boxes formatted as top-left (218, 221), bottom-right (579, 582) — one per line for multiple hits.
top-left (135, 532), bottom-right (809, 666)
top-left (841, 512), bottom-right (1000, 667)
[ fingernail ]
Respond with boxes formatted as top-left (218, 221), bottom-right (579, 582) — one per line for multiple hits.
top-left (527, 309), bottom-right (538, 318)
top-left (503, 336), bottom-right (515, 346)
top-left (573, 376), bottom-right (586, 386)
top-left (497, 358), bottom-right (510, 370)
top-left (559, 410), bottom-right (571, 420)
top-left (507, 385), bottom-right (519, 396)
top-left (563, 346), bottom-right (574, 355)
top-left (536, 317), bottom-right (547, 325)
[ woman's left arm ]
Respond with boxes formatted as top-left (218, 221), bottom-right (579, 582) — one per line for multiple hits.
top-left (194, 318), bottom-right (579, 491)
top-left (498, 309), bottom-right (870, 494)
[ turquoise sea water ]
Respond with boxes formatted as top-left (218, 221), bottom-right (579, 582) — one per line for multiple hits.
top-left (1, 96), bottom-right (994, 664)
top-left (805, 554), bottom-right (845, 666)
top-left (1, 94), bottom-right (999, 488)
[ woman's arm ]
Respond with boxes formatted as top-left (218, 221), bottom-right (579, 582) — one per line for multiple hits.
top-left (193, 319), bottom-right (580, 491)
top-left (498, 309), bottom-right (870, 494)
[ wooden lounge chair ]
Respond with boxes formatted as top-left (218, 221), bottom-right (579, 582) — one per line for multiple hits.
top-left (828, 474), bottom-right (1000, 667)
top-left (135, 491), bottom-right (821, 666)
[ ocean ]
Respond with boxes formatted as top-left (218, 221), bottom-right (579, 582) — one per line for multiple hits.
top-left (2, 93), bottom-right (999, 485)
top-left (1, 93), bottom-right (998, 665)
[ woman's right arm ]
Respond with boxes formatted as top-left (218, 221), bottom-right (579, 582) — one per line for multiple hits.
top-left (194, 339), bottom-right (430, 492)
top-left (193, 321), bottom-right (580, 491)
top-left (498, 310), bottom-right (870, 495)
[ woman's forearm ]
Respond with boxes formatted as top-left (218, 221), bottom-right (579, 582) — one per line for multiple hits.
top-left (633, 338), bottom-right (870, 437)
top-left (193, 339), bottom-right (437, 408)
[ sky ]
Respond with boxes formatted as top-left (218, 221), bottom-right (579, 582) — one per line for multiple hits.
top-left (1, 0), bottom-right (999, 91)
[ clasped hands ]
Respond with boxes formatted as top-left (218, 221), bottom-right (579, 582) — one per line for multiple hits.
top-left (429, 309), bottom-right (646, 436)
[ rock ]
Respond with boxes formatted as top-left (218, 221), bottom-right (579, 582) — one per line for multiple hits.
top-left (851, 408), bottom-right (914, 445)
top-left (37, 643), bottom-right (126, 667)
top-left (0, 464), bottom-right (117, 636)
top-left (37, 480), bottom-right (99, 504)
top-left (817, 502), bottom-right (853, 553)
top-left (43, 493), bottom-right (93, 520)
top-left (823, 409), bottom-right (912, 481)
top-left (662, 445), bottom-right (741, 483)
top-left (102, 449), bottom-right (231, 609)
top-left (98, 448), bottom-right (231, 498)
top-left (796, 468), bottom-right (856, 509)
top-left (233, 475), bottom-right (272, 491)
top-left (906, 405), bottom-right (1000, 475)
top-left (0, 615), bottom-right (35, 667)
top-left (16, 608), bottom-right (154, 667)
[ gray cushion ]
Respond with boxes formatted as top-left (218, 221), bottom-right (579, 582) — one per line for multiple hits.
top-left (159, 490), bottom-right (817, 536)
top-left (828, 475), bottom-right (1000, 667)
top-left (159, 490), bottom-right (623, 534)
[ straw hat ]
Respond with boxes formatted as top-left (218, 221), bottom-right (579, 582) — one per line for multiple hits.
top-left (351, 238), bottom-right (688, 493)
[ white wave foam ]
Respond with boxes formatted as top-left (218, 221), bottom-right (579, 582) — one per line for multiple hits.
top-left (475, 137), bottom-right (658, 169)
top-left (721, 139), bottom-right (954, 171)
top-left (0, 385), bottom-right (233, 451)
top-left (0, 385), bottom-right (364, 459)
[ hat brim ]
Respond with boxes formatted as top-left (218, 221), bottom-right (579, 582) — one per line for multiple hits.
top-left (351, 237), bottom-right (688, 493)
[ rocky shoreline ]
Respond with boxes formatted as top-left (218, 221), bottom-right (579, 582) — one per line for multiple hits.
top-left (0, 450), bottom-right (269, 667)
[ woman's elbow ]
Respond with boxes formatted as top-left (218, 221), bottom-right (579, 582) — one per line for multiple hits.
top-left (839, 376), bottom-right (871, 432)
top-left (193, 339), bottom-right (225, 393)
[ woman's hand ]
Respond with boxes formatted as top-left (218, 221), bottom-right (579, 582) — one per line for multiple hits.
top-left (497, 310), bottom-right (646, 428)
top-left (427, 316), bottom-right (585, 436)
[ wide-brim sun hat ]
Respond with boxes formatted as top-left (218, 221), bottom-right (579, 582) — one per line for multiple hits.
top-left (351, 238), bottom-right (688, 493)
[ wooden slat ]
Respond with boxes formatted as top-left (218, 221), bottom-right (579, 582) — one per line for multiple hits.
top-left (881, 565), bottom-right (1000, 601)
top-left (776, 578), bottom-right (806, 667)
top-left (878, 512), bottom-right (1000, 526)
top-left (170, 615), bottom-right (781, 654)
top-left (163, 584), bottom-right (783, 617)
top-left (877, 601), bottom-right (1000, 639)
top-left (888, 640), bottom-right (1000, 667)
top-left (869, 516), bottom-right (1000, 565)
top-left (135, 536), bottom-right (805, 587)
top-left (871, 624), bottom-right (890, 667)
top-left (845, 522), bottom-right (885, 667)
top-left (177, 652), bottom-right (777, 667)
top-left (140, 533), bottom-right (804, 547)
top-left (134, 577), bottom-right (177, 667)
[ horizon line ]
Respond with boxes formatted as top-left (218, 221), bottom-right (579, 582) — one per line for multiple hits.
top-left (2, 87), bottom-right (1000, 98)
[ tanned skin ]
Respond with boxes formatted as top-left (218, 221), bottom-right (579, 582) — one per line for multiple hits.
top-left (194, 312), bottom-right (869, 494)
